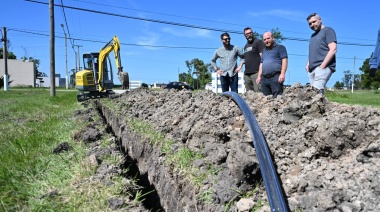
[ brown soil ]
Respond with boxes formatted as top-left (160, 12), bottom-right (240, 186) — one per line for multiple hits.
top-left (75, 83), bottom-right (380, 211)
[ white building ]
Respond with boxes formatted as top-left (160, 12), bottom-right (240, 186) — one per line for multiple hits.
top-left (129, 80), bottom-right (142, 90)
top-left (210, 72), bottom-right (246, 94)
top-left (35, 74), bottom-right (65, 87)
top-left (1, 59), bottom-right (66, 88)
top-left (0, 59), bottom-right (35, 87)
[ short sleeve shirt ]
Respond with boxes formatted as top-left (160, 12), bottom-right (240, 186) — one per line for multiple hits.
top-left (308, 27), bottom-right (337, 72)
top-left (261, 44), bottom-right (288, 76)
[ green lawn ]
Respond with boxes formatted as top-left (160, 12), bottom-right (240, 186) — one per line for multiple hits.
top-left (0, 88), bottom-right (128, 211)
top-left (326, 90), bottom-right (380, 108)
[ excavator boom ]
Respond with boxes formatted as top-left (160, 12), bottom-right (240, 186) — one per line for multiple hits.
top-left (98, 36), bottom-right (123, 91)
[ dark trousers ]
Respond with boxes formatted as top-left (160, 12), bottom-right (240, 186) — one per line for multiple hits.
top-left (220, 73), bottom-right (238, 93)
top-left (261, 73), bottom-right (283, 98)
top-left (244, 72), bottom-right (260, 92)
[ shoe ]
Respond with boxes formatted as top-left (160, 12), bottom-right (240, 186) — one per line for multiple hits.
top-left (369, 68), bottom-right (377, 77)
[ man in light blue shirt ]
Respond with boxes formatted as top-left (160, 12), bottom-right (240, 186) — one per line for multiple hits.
top-left (211, 32), bottom-right (244, 93)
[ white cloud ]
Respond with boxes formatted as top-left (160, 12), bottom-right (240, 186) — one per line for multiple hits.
top-left (248, 10), bottom-right (305, 22)
top-left (161, 28), bottom-right (212, 38)
top-left (136, 32), bottom-right (161, 50)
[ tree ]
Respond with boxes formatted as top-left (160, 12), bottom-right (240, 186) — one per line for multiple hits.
top-left (179, 72), bottom-right (188, 82)
top-left (254, 27), bottom-right (285, 44)
top-left (0, 47), bottom-right (17, 59)
top-left (270, 27), bottom-right (285, 44)
top-left (333, 81), bottom-right (344, 89)
top-left (184, 58), bottom-right (212, 89)
top-left (342, 70), bottom-right (352, 88)
top-left (0, 75), bottom-right (13, 88)
top-left (360, 55), bottom-right (380, 89)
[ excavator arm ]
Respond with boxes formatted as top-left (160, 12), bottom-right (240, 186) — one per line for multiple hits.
top-left (97, 36), bottom-right (123, 91)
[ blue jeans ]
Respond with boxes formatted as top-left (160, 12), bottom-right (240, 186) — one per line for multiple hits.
top-left (220, 73), bottom-right (238, 93)
top-left (261, 73), bottom-right (283, 98)
top-left (369, 28), bottom-right (380, 69)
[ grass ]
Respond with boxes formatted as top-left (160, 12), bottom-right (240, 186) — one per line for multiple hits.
top-left (1, 88), bottom-right (378, 211)
top-left (0, 88), bottom-right (81, 210)
top-left (326, 90), bottom-right (380, 108)
top-left (198, 188), bottom-right (213, 204)
top-left (0, 88), bottom-right (137, 211)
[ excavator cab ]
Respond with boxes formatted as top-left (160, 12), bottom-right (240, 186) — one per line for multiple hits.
top-left (82, 53), bottom-right (114, 90)
top-left (75, 53), bottom-right (116, 101)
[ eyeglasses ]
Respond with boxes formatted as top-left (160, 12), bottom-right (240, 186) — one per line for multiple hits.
top-left (222, 38), bottom-right (230, 41)
top-left (244, 32), bottom-right (253, 36)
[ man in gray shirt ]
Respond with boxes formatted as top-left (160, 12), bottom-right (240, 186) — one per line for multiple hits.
top-left (306, 13), bottom-right (337, 95)
top-left (211, 32), bottom-right (244, 93)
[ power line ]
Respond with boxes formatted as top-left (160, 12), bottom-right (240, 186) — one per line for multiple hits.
top-left (8, 28), bottom-right (215, 49)
top-left (8, 28), bottom-right (370, 61)
top-left (24, 0), bottom-right (376, 47)
top-left (59, 0), bottom-right (75, 49)
top-left (73, 0), bottom-right (253, 28)
top-left (75, 0), bottom-right (377, 43)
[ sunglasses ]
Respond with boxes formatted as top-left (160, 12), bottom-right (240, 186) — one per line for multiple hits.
top-left (222, 38), bottom-right (230, 41)
top-left (244, 32), bottom-right (253, 36)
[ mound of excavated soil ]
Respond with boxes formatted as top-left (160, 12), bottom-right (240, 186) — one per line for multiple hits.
top-left (97, 83), bottom-right (380, 211)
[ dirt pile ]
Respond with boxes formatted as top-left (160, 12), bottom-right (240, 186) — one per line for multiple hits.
top-left (96, 83), bottom-right (379, 211)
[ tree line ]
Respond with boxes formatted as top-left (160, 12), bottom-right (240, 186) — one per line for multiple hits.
top-left (333, 56), bottom-right (379, 90)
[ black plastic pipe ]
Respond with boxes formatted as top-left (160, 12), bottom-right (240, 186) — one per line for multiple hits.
top-left (221, 91), bottom-right (288, 212)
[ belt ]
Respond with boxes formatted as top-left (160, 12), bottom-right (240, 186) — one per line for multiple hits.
top-left (262, 72), bottom-right (280, 78)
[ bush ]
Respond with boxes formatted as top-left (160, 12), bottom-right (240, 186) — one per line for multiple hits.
top-left (0, 75), bottom-right (13, 88)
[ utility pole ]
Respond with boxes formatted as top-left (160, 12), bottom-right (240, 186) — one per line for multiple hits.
top-left (74, 45), bottom-right (82, 71)
top-left (74, 51), bottom-right (78, 73)
top-left (2, 27), bottom-right (9, 91)
top-left (351, 56), bottom-right (356, 93)
top-left (61, 24), bottom-right (68, 89)
top-left (49, 0), bottom-right (56, 96)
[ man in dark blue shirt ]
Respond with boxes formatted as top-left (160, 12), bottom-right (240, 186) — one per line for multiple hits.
top-left (256, 32), bottom-right (288, 98)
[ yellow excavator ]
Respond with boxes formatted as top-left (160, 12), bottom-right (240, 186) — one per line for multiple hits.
top-left (75, 36), bottom-right (129, 102)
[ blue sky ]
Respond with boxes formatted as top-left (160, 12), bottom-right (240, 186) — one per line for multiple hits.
top-left (1, 0), bottom-right (378, 87)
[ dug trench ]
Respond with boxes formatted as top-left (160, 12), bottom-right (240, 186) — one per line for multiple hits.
top-left (74, 83), bottom-right (380, 211)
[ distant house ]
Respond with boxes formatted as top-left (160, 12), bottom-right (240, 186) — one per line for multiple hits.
top-left (0, 59), bottom-right (66, 87)
top-left (0, 59), bottom-right (36, 87)
top-left (36, 74), bottom-right (65, 87)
